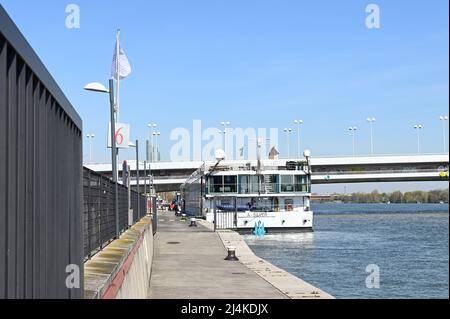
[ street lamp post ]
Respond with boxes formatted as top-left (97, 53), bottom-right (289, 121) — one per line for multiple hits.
top-left (367, 117), bottom-right (376, 155)
top-left (440, 116), bottom-right (448, 153)
top-left (220, 121), bottom-right (231, 157)
top-left (86, 134), bottom-right (95, 163)
top-left (348, 127), bottom-right (358, 156)
top-left (414, 125), bottom-right (423, 154)
top-left (128, 139), bottom-right (141, 224)
top-left (143, 160), bottom-right (147, 196)
top-left (153, 131), bottom-right (161, 161)
top-left (284, 128), bottom-right (292, 158)
top-left (218, 129), bottom-right (225, 149)
top-left (148, 123), bottom-right (157, 162)
top-left (294, 119), bottom-right (304, 158)
top-left (135, 140), bottom-right (140, 218)
top-left (84, 79), bottom-right (120, 238)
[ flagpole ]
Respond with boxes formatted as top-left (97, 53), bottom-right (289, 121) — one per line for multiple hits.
top-left (115, 30), bottom-right (120, 181)
top-left (115, 29), bottom-right (120, 123)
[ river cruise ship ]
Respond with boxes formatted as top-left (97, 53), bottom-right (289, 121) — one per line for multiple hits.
top-left (180, 155), bottom-right (314, 233)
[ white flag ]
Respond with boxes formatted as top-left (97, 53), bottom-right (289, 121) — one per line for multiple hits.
top-left (111, 39), bottom-right (131, 80)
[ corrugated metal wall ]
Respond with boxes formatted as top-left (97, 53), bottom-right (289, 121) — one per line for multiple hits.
top-left (0, 6), bottom-right (83, 298)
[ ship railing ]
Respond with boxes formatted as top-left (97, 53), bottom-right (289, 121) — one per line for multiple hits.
top-left (214, 201), bottom-right (310, 216)
top-left (207, 182), bottom-right (310, 195)
top-left (207, 164), bottom-right (309, 173)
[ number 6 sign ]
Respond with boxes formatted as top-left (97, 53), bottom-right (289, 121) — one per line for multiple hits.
top-left (108, 123), bottom-right (130, 149)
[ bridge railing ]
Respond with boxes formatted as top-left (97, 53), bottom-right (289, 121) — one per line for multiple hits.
top-left (311, 168), bottom-right (448, 176)
top-left (279, 153), bottom-right (449, 159)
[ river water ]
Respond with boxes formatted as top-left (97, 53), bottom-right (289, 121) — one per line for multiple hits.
top-left (243, 204), bottom-right (449, 299)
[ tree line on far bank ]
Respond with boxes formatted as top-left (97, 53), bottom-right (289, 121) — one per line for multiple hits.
top-left (318, 189), bottom-right (449, 204)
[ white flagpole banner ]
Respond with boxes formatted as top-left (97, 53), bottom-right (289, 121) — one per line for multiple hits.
top-left (111, 30), bottom-right (131, 122)
top-left (111, 32), bottom-right (131, 80)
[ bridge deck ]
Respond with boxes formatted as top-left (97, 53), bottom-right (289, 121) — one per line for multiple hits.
top-left (148, 211), bottom-right (288, 299)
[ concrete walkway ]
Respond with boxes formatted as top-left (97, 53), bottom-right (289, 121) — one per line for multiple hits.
top-left (148, 211), bottom-right (288, 299)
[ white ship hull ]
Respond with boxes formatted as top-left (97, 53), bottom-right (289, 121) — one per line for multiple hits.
top-left (206, 209), bottom-right (313, 232)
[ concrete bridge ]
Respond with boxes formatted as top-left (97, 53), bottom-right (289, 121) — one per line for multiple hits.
top-left (85, 153), bottom-right (449, 192)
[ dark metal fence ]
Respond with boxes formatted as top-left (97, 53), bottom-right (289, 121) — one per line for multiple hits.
top-left (151, 196), bottom-right (158, 234)
top-left (0, 6), bottom-right (83, 298)
top-left (83, 167), bottom-right (147, 259)
top-left (131, 190), bottom-right (139, 225)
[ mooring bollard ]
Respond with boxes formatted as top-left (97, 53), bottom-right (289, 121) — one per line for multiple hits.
top-left (224, 246), bottom-right (239, 261)
top-left (181, 214), bottom-right (187, 221)
top-left (189, 218), bottom-right (198, 227)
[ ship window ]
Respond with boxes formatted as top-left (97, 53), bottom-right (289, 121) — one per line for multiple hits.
top-left (263, 175), bottom-right (278, 193)
top-left (208, 175), bottom-right (237, 193)
top-left (249, 175), bottom-right (260, 193)
top-left (295, 175), bottom-right (308, 192)
top-left (280, 175), bottom-right (295, 192)
top-left (239, 175), bottom-right (249, 194)
top-left (284, 199), bottom-right (294, 211)
top-left (223, 175), bottom-right (237, 193)
top-left (210, 176), bottom-right (223, 193)
top-left (248, 197), bottom-right (274, 212)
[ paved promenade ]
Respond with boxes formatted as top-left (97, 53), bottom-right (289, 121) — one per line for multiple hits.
top-left (148, 210), bottom-right (287, 299)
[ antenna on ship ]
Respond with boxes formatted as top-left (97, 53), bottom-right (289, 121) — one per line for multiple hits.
top-left (248, 137), bottom-right (271, 175)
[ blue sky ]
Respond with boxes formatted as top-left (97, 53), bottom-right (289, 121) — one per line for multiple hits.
top-left (1, 0), bottom-right (448, 192)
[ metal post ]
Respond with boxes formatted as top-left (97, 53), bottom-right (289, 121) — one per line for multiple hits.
top-left (144, 161), bottom-right (147, 196)
top-left (213, 198), bottom-right (217, 232)
top-left (136, 139), bottom-right (140, 219)
top-left (109, 79), bottom-right (119, 238)
top-left (127, 164), bottom-right (132, 226)
top-left (223, 128), bottom-right (226, 155)
top-left (441, 117), bottom-right (448, 153)
top-left (417, 128), bottom-right (421, 154)
top-left (115, 30), bottom-right (121, 122)
top-left (352, 131), bottom-right (355, 156)
top-left (151, 129), bottom-right (154, 162)
top-left (148, 160), bottom-right (153, 198)
top-left (87, 134), bottom-right (95, 163)
top-left (284, 129), bottom-right (291, 158)
top-left (222, 131), bottom-right (226, 153)
top-left (155, 133), bottom-right (159, 162)
top-left (352, 130), bottom-right (356, 156)
top-left (150, 125), bottom-right (155, 162)
top-left (442, 120), bottom-right (447, 153)
top-left (414, 125), bottom-right (422, 154)
top-left (416, 129), bottom-right (419, 154)
top-left (234, 197), bottom-right (237, 229)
